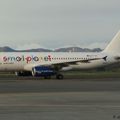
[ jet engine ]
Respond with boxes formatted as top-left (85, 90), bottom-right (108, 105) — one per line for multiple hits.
top-left (32, 66), bottom-right (56, 78)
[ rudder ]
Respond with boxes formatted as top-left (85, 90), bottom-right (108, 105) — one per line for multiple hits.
top-left (104, 31), bottom-right (120, 53)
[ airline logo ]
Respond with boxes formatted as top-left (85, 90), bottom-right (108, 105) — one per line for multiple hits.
top-left (3, 55), bottom-right (52, 63)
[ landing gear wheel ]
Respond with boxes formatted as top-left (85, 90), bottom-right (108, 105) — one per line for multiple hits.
top-left (56, 74), bottom-right (64, 79)
top-left (32, 69), bottom-right (36, 77)
top-left (15, 71), bottom-right (32, 77)
top-left (15, 72), bottom-right (22, 76)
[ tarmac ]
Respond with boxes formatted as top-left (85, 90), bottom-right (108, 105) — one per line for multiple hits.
top-left (0, 77), bottom-right (120, 120)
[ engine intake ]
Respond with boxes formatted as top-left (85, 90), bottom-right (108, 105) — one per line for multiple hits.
top-left (32, 66), bottom-right (56, 77)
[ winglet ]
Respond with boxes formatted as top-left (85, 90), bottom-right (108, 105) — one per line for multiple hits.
top-left (103, 56), bottom-right (107, 61)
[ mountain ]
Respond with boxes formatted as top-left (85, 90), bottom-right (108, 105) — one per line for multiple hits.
top-left (0, 47), bottom-right (52, 52)
top-left (0, 46), bottom-right (102, 52)
top-left (54, 47), bottom-right (102, 52)
top-left (0, 46), bottom-right (16, 52)
top-left (17, 48), bottom-right (52, 52)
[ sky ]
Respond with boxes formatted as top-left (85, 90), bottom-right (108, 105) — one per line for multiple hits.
top-left (0, 0), bottom-right (119, 50)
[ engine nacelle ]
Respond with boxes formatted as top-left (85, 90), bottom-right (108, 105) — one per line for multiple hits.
top-left (61, 66), bottom-right (72, 71)
top-left (32, 66), bottom-right (56, 77)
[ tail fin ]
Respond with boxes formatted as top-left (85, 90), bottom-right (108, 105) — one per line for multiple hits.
top-left (104, 31), bottom-right (120, 53)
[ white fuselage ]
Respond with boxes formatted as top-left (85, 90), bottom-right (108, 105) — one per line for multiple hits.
top-left (0, 52), bottom-right (117, 72)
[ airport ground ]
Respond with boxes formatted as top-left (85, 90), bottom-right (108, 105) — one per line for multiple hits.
top-left (1, 69), bottom-right (120, 79)
top-left (0, 71), bottom-right (120, 120)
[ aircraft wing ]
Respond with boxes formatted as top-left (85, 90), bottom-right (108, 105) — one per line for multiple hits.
top-left (50, 56), bottom-right (107, 69)
top-left (24, 56), bottom-right (107, 71)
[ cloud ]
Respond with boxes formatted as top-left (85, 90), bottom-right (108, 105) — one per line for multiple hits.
top-left (82, 42), bottom-right (108, 49)
top-left (15, 43), bottom-right (45, 50)
top-left (0, 0), bottom-right (119, 49)
top-left (15, 41), bottom-right (108, 50)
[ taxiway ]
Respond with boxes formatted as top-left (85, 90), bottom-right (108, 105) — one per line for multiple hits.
top-left (0, 77), bottom-right (119, 120)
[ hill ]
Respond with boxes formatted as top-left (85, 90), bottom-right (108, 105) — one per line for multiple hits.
top-left (0, 46), bottom-right (102, 52)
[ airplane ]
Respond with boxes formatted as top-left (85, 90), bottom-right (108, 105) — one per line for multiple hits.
top-left (0, 31), bottom-right (120, 79)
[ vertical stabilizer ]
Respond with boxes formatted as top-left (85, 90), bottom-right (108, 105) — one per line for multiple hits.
top-left (104, 31), bottom-right (120, 53)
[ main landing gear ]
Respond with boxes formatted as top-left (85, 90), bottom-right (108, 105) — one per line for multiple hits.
top-left (15, 71), bottom-right (32, 76)
top-left (15, 71), bottom-right (64, 79)
top-left (56, 74), bottom-right (64, 79)
top-left (42, 74), bottom-right (64, 80)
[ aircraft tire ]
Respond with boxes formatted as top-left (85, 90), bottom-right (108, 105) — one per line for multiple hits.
top-left (56, 74), bottom-right (64, 79)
